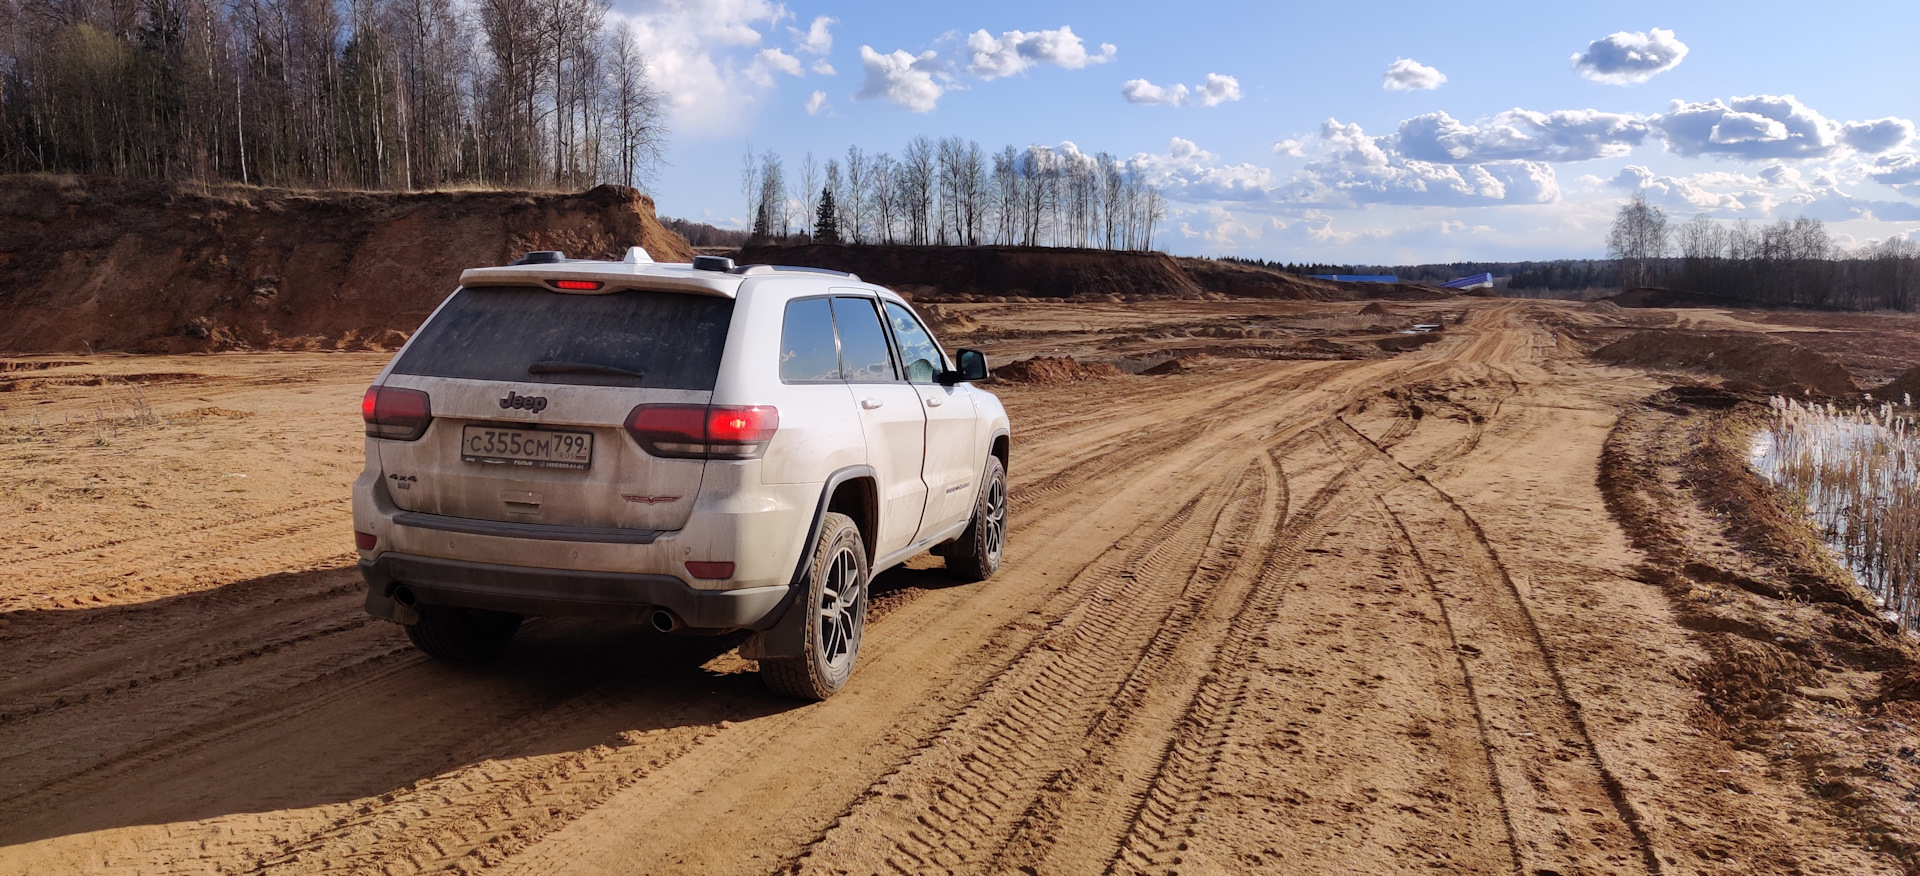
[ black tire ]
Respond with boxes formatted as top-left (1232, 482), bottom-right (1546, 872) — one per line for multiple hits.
top-left (945, 456), bottom-right (1008, 582)
top-left (761, 512), bottom-right (869, 700)
top-left (405, 605), bottom-right (523, 661)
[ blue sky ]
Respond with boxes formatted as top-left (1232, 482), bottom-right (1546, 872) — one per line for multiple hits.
top-left (614, 0), bottom-right (1920, 263)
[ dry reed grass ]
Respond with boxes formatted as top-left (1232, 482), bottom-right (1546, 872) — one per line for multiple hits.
top-left (1757, 394), bottom-right (1919, 630)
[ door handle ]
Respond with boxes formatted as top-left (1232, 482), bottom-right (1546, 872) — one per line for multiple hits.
top-left (861, 398), bottom-right (883, 410)
top-left (925, 396), bottom-right (943, 407)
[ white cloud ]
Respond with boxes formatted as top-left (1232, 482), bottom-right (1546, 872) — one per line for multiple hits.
top-left (965, 26), bottom-right (1115, 79)
top-left (1122, 79), bottom-right (1187, 106)
top-left (1657, 95), bottom-right (1841, 159)
top-left (1608, 162), bottom-right (1920, 221)
top-left (1759, 164), bottom-right (1803, 187)
top-left (805, 90), bottom-right (828, 115)
top-left (1177, 206), bottom-right (1263, 249)
top-left (854, 46), bottom-right (950, 113)
top-left (1382, 58), bottom-right (1446, 92)
top-left (1572, 28), bottom-right (1689, 85)
top-left (1283, 119), bottom-right (1561, 207)
top-left (1128, 137), bottom-right (1276, 201)
top-left (1193, 74), bottom-right (1242, 106)
top-left (1121, 73), bottom-right (1240, 108)
top-left (748, 47), bottom-right (804, 86)
top-left (1273, 139), bottom-right (1305, 157)
top-left (788, 16), bottom-right (835, 55)
top-left (1841, 118), bottom-right (1916, 155)
top-left (811, 59), bottom-right (835, 75)
top-left (605, 0), bottom-right (787, 134)
top-left (1869, 153), bottom-right (1920, 191)
top-left (1395, 109), bottom-right (1650, 163)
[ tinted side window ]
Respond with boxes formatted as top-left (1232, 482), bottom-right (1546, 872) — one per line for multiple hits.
top-left (780, 298), bottom-right (840, 381)
top-left (832, 296), bottom-right (897, 383)
top-left (884, 302), bottom-right (944, 384)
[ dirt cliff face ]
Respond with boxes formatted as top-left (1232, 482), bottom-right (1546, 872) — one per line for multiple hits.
top-left (0, 176), bottom-right (692, 354)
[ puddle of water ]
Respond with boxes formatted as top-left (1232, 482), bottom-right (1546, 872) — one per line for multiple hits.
top-left (1750, 398), bottom-right (1919, 631)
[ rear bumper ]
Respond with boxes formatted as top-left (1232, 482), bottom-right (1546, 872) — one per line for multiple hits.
top-left (360, 552), bottom-right (795, 631)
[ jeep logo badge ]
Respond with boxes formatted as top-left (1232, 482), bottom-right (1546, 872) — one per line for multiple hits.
top-left (500, 392), bottom-right (548, 413)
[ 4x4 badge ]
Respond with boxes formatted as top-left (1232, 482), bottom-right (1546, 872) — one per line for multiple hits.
top-left (499, 392), bottom-right (548, 412)
top-left (622, 494), bottom-right (681, 504)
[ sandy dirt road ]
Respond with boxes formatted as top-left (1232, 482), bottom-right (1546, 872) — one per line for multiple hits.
top-left (0, 301), bottom-right (1902, 874)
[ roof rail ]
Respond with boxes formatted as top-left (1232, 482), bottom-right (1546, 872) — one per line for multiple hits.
top-left (731, 264), bottom-right (856, 279)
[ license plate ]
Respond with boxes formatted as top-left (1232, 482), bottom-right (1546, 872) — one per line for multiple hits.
top-left (461, 425), bottom-right (593, 469)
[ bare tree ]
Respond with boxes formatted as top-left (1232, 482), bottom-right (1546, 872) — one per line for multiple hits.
top-left (900, 135), bottom-right (934, 245)
top-left (793, 151), bottom-right (819, 237)
top-left (842, 145), bottom-right (867, 243)
top-left (1607, 193), bottom-right (1670, 287)
top-left (605, 20), bottom-right (662, 189)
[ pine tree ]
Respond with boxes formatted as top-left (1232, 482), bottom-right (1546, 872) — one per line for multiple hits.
top-left (816, 186), bottom-right (841, 244)
top-left (751, 199), bottom-right (772, 240)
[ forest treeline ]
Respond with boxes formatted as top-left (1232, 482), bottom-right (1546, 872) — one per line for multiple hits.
top-left (741, 139), bottom-right (1167, 252)
top-left (0, 0), bottom-right (664, 190)
top-left (1606, 196), bottom-right (1920, 311)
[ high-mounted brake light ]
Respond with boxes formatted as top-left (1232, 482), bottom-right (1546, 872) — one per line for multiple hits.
top-left (362, 385), bottom-right (433, 441)
top-left (552, 279), bottom-right (603, 291)
top-left (624, 404), bottom-right (779, 460)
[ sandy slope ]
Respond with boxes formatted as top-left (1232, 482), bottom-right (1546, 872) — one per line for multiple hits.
top-left (0, 300), bottom-right (1909, 874)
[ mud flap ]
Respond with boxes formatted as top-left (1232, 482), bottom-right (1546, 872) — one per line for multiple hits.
top-left (738, 580), bottom-right (806, 660)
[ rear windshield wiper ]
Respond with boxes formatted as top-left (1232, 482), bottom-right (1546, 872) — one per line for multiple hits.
top-left (528, 360), bottom-right (646, 378)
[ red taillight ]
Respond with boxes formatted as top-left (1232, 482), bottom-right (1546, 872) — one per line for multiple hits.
top-left (685, 561), bottom-right (734, 579)
top-left (624, 404), bottom-right (779, 459)
top-left (362, 385), bottom-right (433, 441)
top-left (355, 531), bottom-right (378, 551)
top-left (552, 279), bottom-right (603, 291)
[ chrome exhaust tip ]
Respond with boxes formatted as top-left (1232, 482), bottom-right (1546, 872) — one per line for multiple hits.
top-left (650, 609), bottom-right (683, 633)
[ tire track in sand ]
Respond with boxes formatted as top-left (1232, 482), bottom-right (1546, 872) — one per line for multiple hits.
top-left (783, 460), bottom-right (1258, 875)
top-left (1326, 417), bottom-right (1662, 875)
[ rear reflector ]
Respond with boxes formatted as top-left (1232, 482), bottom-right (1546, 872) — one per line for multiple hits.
top-left (624, 404), bottom-right (779, 460)
top-left (362, 385), bottom-right (433, 441)
top-left (355, 531), bottom-right (378, 550)
top-left (685, 561), bottom-right (734, 579)
top-left (552, 279), bottom-right (604, 291)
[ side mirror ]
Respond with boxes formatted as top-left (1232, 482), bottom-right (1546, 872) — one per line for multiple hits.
top-left (950, 349), bottom-right (988, 383)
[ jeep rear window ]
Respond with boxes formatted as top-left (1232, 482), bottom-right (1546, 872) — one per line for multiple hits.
top-left (392, 287), bottom-right (734, 389)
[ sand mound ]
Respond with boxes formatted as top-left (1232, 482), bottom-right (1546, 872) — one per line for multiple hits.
top-left (1583, 300), bottom-right (1624, 313)
top-left (1591, 330), bottom-right (1859, 396)
top-left (990, 356), bottom-right (1123, 385)
top-left (1142, 355), bottom-right (1214, 375)
top-left (1359, 302), bottom-right (1392, 316)
top-left (916, 304), bottom-right (979, 335)
top-left (0, 176), bottom-right (692, 354)
top-left (1877, 364), bottom-right (1920, 404)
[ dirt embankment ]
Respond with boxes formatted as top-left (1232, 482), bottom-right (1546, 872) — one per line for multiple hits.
top-left (1880, 364), bottom-right (1920, 402)
top-left (1592, 329), bottom-right (1860, 397)
top-left (1602, 387), bottom-right (1920, 864)
top-left (0, 175), bottom-right (692, 354)
top-left (732, 243), bottom-right (1209, 302)
top-left (728, 244), bottom-right (1459, 304)
top-left (1603, 287), bottom-right (1754, 309)
top-left (1173, 257), bottom-right (1458, 302)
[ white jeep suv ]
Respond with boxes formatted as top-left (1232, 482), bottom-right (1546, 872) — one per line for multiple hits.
top-left (352, 249), bottom-right (1010, 699)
